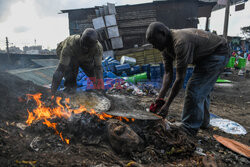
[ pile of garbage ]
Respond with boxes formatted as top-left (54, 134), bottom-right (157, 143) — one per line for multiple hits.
top-left (102, 56), bottom-right (165, 83)
top-left (102, 56), bottom-right (194, 89)
top-left (57, 56), bottom-right (196, 95)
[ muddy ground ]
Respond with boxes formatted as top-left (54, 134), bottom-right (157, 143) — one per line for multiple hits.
top-left (0, 68), bottom-right (249, 167)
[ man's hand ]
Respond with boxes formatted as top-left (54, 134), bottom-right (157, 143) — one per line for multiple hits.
top-left (149, 98), bottom-right (165, 114)
top-left (157, 103), bottom-right (169, 118)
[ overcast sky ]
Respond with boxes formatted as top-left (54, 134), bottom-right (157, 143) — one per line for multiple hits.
top-left (0, 0), bottom-right (249, 50)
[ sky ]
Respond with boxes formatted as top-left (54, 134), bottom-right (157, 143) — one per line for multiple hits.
top-left (0, 0), bottom-right (249, 50)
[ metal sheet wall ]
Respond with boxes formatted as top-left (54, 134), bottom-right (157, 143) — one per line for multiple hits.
top-left (155, 0), bottom-right (198, 29)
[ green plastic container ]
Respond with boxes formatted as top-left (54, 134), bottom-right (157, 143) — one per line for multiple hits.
top-left (216, 78), bottom-right (232, 83)
top-left (226, 57), bottom-right (235, 68)
top-left (237, 58), bottom-right (246, 69)
top-left (125, 72), bottom-right (148, 84)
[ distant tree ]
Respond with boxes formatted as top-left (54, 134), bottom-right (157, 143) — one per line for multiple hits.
top-left (241, 25), bottom-right (250, 38)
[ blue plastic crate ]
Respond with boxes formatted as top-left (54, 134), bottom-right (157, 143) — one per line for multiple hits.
top-left (109, 60), bottom-right (120, 66)
top-left (121, 72), bottom-right (128, 77)
top-left (106, 72), bottom-right (117, 78)
top-left (150, 65), bottom-right (161, 80)
top-left (106, 66), bottom-right (111, 71)
top-left (108, 65), bottom-right (116, 73)
top-left (77, 80), bottom-right (87, 87)
top-left (102, 59), bottom-right (109, 66)
top-left (77, 72), bottom-right (86, 81)
top-left (105, 56), bottom-right (114, 62)
top-left (115, 64), bottom-right (131, 75)
top-left (141, 64), bottom-right (151, 79)
top-left (130, 65), bottom-right (141, 75)
top-left (151, 78), bottom-right (162, 82)
top-left (141, 64), bottom-right (150, 72)
top-left (103, 66), bottom-right (108, 72)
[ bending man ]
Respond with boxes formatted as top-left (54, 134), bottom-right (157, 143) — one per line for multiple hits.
top-left (147, 22), bottom-right (229, 135)
top-left (51, 28), bottom-right (104, 94)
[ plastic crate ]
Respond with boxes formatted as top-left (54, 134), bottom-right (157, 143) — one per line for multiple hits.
top-left (141, 64), bottom-right (151, 79)
top-left (105, 56), bottom-right (114, 62)
top-left (237, 58), bottom-right (246, 69)
top-left (151, 78), bottom-right (162, 82)
top-left (102, 59), bottom-right (109, 66)
top-left (141, 64), bottom-right (150, 72)
top-left (150, 65), bottom-right (161, 80)
top-left (130, 65), bottom-right (141, 75)
top-left (109, 60), bottom-right (120, 66)
top-left (226, 57), bottom-right (235, 68)
top-left (115, 64), bottom-right (131, 75)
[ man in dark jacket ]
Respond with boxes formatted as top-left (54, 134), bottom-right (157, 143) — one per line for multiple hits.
top-left (147, 22), bottom-right (229, 135)
top-left (51, 28), bottom-right (104, 94)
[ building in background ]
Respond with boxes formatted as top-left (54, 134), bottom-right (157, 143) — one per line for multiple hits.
top-left (8, 46), bottom-right (23, 54)
top-left (23, 45), bottom-right (42, 54)
top-left (61, 0), bottom-right (217, 50)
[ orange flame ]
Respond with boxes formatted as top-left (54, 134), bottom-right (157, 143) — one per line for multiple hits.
top-left (65, 138), bottom-right (70, 144)
top-left (26, 93), bottom-right (135, 144)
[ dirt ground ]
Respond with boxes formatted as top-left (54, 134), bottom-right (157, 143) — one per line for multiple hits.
top-left (0, 67), bottom-right (250, 166)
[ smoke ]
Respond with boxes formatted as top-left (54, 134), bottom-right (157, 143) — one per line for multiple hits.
top-left (0, 0), bottom-right (24, 22)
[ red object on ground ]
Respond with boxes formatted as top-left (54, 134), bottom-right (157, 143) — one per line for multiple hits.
top-left (149, 98), bottom-right (165, 113)
top-left (213, 135), bottom-right (250, 158)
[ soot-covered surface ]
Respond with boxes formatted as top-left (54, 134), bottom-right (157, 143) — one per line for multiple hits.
top-left (0, 71), bottom-right (250, 166)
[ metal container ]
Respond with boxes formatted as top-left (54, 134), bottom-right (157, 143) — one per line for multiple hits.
top-left (120, 56), bottom-right (136, 66)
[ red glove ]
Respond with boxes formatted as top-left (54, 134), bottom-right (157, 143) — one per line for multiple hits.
top-left (149, 98), bottom-right (165, 113)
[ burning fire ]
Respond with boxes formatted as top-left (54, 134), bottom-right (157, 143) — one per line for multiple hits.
top-left (26, 93), bottom-right (135, 144)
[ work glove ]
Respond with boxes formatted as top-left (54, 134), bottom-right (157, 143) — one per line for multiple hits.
top-left (149, 98), bottom-right (165, 114)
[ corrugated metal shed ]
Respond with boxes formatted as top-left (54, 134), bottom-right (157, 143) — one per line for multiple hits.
top-left (7, 59), bottom-right (58, 87)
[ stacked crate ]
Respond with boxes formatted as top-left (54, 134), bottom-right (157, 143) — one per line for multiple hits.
top-left (115, 48), bottom-right (162, 65)
top-left (92, 3), bottom-right (123, 51)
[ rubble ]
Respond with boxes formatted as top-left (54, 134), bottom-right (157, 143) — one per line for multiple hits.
top-left (0, 69), bottom-right (250, 166)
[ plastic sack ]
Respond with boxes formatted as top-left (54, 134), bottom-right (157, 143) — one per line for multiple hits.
top-left (210, 118), bottom-right (247, 135)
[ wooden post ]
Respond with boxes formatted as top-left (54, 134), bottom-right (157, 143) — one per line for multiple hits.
top-left (205, 17), bottom-right (210, 31)
top-left (223, 0), bottom-right (230, 39)
top-left (6, 37), bottom-right (11, 63)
